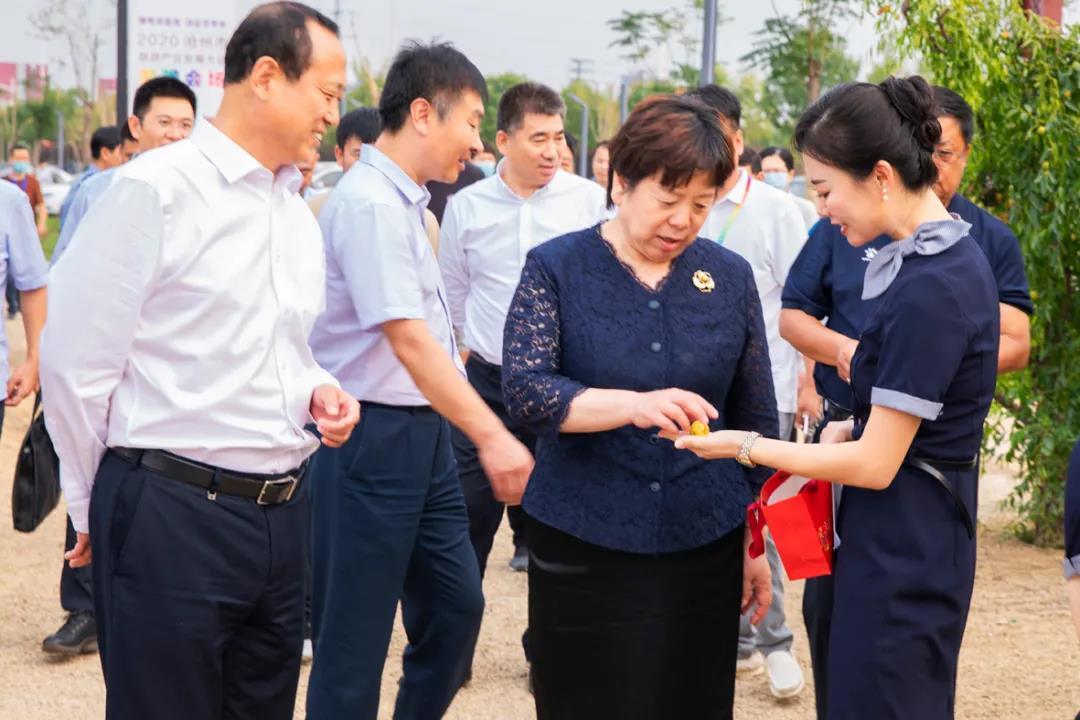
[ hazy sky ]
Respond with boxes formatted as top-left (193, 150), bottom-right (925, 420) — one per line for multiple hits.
top-left (5, 0), bottom-right (1077, 94)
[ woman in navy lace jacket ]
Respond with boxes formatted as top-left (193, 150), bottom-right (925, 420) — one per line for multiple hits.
top-left (501, 95), bottom-right (778, 720)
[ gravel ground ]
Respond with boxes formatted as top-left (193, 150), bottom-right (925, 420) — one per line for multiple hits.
top-left (1, 319), bottom-right (1077, 719)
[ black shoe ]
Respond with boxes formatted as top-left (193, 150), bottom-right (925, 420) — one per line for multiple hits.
top-left (508, 545), bottom-right (529, 572)
top-left (42, 612), bottom-right (98, 655)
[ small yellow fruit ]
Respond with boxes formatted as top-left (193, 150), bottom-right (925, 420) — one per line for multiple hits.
top-left (1037, 126), bottom-right (1046, 134)
top-left (690, 421), bottom-right (709, 436)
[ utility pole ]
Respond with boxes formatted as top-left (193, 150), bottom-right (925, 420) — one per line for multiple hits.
top-left (116, 0), bottom-right (128, 125)
top-left (567, 93), bottom-right (589, 177)
top-left (700, 0), bottom-right (717, 85)
top-left (568, 58), bottom-right (594, 83)
top-left (619, 70), bottom-right (645, 123)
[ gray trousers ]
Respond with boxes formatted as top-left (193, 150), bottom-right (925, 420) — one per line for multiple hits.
top-left (738, 411), bottom-right (796, 658)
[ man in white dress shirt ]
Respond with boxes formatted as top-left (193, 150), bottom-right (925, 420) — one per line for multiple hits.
top-left (305, 42), bottom-right (533, 720)
top-left (689, 84), bottom-right (809, 701)
top-left (39, 4), bottom-right (359, 718)
top-left (440, 81), bottom-right (606, 579)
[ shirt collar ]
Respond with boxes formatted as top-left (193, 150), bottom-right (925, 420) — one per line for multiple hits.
top-left (190, 119), bottom-right (302, 192)
top-left (361, 144), bottom-right (431, 209)
top-left (720, 169), bottom-right (751, 205)
top-left (861, 215), bottom-right (971, 299)
top-left (493, 160), bottom-right (559, 202)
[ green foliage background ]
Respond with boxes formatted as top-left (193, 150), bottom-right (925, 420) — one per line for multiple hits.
top-left (878, 0), bottom-right (1079, 544)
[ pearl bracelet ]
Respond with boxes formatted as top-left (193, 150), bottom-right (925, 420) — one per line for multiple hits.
top-left (736, 431), bottom-right (761, 468)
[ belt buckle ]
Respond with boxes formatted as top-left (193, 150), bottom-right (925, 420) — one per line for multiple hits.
top-left (257, 476), bottom-right (298, 505)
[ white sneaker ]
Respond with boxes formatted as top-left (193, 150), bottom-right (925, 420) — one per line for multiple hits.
top-left (302, 638), bottom-right (314, 664)
top-left (766, 650), bottom-right (805, 699)
top-left (736, 650), bottom-right (765, 675)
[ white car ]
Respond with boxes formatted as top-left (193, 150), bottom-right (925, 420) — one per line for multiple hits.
top-left (310, 161), bottom-right (343, 193)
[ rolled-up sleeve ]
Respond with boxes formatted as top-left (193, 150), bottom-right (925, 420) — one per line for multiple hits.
top-left (41, 177), bottom-right (164, 533)
top-left (5, 190), bottom-right (48, 290)
top-left (502, 253), bottom-right (587, 439)
top-left (726, 264), bottom-right (781, 494)
top-left (781, 221), bottom-right (832, 319)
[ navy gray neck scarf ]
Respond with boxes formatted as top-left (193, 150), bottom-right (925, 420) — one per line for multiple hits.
top-left (862, 217), bottom-right (971, 300)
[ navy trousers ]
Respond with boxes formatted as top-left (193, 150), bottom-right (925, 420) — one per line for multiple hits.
top-left (89, 450), bottom-right (309, 720)
top-left (307, 404), bottom-right (484, 720)
top-left (62, 515), bottom-right (94, 613)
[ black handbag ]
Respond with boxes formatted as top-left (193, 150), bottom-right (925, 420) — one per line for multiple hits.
top-left (11, 393), bottom-right (61, 533)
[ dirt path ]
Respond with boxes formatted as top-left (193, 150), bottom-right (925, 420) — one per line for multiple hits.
top-left (1, 318), bottom-right (1077, 719)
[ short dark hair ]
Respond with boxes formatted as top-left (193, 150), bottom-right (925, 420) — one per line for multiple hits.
top-left (225, 1), bottom-right (339, 84)
top-left (795, 76), bottom-right (940, 191)
top-left (497, 82), bottom-right (564, 133)
top-left (132, 76), bottom-right (197, 121)
top-left (121, 121), bottom-right (136, 143)
top-left (9, 142), bottom-right (30, 156)
top-left (379, 41), bottom-right (488, 133)
top-left (685, 84), bottom-right (741, 127)
top-left (90, 126), bottom-right (123, 159)
top-left (563, 131), bottom-right (577, 155)
top-left (932, 85), bottom-right (975, 146)
top-left (760, 146), bottom-right (795, 172)
top-left (606, 95), bottom-right (734, 207)
top-left (740, 148), bottom-right (761, 174)
top-left (337, 107), bottom-right (382, 148)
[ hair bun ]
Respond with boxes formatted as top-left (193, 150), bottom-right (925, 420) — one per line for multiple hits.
top-left (879, 75), bottom-right (941, 152)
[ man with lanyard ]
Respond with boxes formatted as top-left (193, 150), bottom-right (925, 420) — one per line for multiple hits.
top-left (40, 4), bottom-right (359, 717)
top-left (57, 126), bottom-right (126, 229)
top-left (50, 76), bottom-right (196, 264)
top-left (688, 83), bottom-right (810, 700)
top-left (439, 81), bottom-right (607, 671)
top-left (305, 42), bottom-right (533, 719)
top-left (779, 84), bottom-right (1033, 720)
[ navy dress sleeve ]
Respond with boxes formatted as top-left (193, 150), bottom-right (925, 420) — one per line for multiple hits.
top-left (1065, 440), bottom-right (1080, 579)
top-left (727, 265), bottom-right (781, 493)
top-left (781, 220), bottom-right (832, 320)
top-left (502, 253), bottom-right (588, 439)
top-left (867, 277), bottom-right (973, 421)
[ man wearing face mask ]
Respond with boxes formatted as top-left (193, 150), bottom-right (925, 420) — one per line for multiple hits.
top-left (760, 146), bottom-right (819, 230)
top-left (50, 77), bottom-right (197, 264)
top-left (40, 3), bottom-right (359, 716)
top-left (688, 83), bottom-right (809, 701)
top-left (473, 141), bottom-right (498, 177)
top-left (779, 84), bottom-right (1032, 720)
top-left (439, 82), bottom-right (606, 666)
top-left (5, 143), bottom-right (48, 238)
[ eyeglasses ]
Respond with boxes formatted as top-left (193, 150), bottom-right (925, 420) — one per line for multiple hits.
top-left (933, 148), bottom-right (963, 164)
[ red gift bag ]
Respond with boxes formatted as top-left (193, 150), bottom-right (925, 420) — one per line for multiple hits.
top-left (747, 471), bottom-right (833, 581)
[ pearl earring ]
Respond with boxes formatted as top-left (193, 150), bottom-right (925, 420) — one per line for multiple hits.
top-left (881, 185), bottom-right (889, 202)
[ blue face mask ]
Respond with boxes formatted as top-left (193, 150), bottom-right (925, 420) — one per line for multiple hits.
top-left (763, 171), bottom-right (789, 190)
top-left (475, 161), bottom-right (496, 177)
top-left (12, 161), bottom-right (32, 175)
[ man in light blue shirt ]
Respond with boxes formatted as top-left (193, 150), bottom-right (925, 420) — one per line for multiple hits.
top-left (306, 42), bottom-right (534, 720)
top-left (57, 125), bottom-right (126, 229)
top-left (0, 180), bottom-right (48, 415)
top-left (50, 77), bottom-right (196, 265)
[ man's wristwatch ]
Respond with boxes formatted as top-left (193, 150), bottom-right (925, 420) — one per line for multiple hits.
top-left (736, 431), bottom-right (761, 468)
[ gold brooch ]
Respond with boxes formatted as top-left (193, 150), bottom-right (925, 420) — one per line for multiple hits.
top-left (692, 270), bottom-right (715, 293)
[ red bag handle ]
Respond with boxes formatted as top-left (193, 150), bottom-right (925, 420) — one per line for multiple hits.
top-left (746, 500), bottom-right (766, 558)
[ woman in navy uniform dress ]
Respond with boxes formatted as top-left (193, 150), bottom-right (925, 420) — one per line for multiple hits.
top-left (675, 76), bottom-right (999, 720)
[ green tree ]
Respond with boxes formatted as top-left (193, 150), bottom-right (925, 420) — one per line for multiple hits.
top-left (607, 0), bottom-right (727, 87)
top-left (562, 80), bottom-right (620, 160)
top-left (741, 0), bottom-right (860, 138)
top-left (877, 0), bottom-right (1080, 544)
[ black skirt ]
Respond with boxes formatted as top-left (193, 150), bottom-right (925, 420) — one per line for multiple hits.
top-left (527, 516), bottom-right (744, 720)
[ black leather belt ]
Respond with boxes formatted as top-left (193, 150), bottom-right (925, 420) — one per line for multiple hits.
top-left (906, 456), bottom-right (977, 539)
top-left (822, 398), bottom-right (853, 423)
top-left (111, 448), bottom-right (304, 505)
